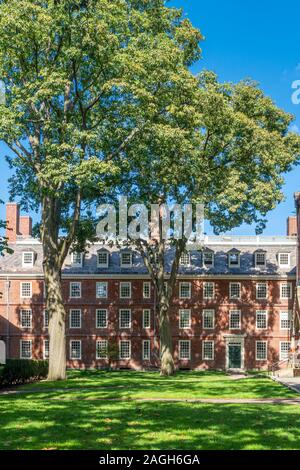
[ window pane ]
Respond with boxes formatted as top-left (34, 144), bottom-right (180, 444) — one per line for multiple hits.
top-left (96, 309), bottom-right (107, 328)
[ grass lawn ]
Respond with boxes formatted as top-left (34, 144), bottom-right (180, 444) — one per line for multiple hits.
top-left (1, 370), bottom-right (300, 450)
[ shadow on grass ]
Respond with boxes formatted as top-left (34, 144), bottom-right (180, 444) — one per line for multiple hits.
top-left (0, 397), bottom-right (300, 450)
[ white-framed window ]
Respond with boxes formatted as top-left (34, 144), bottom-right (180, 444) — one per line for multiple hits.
top-left (203, 251), bottom-right (214, 268)
top-left (143, 282), bottom-right (151, 299)
top-left (71, 252), bottom-right (83, 267)
top-left (20, 282), bottom-right (32, 299)
top-left (96, 340), bottom-right (108, 359)
top-left (120, 252), bottom-right (132, 267)
top-left (280, 311), bottom-right (291, 330)
top-left (179, 309), bottom-right (191, 329)
top-left (203, 309), bottom-right (215, 329)
top-left (203, 282), bottom-right (214, 299)
top-left (255, 252), bottom-right (266, 268)
top-left (119, 309), bottom-right (131, 329)
top-left (180, 252), bottom-right (191, 266)
top-left (278, 253), bottom-right (290, 268)
top-left (256, 341), bottom-right (267, 361)
top-left (280, 283), bottom-right (292, 299)
top-left (228, 251), bottom-right (240, 267)
top-left (229, 282), bottom-right (241, 299)
top-left (97, 250), bottom-right (109, 268)
top-left (179, 340), bottom-right (191, 360)
top-left (20, 309), bottom-right (32, 328)
top-left (70, 340), bottom-right (81, 360)
top-left (120, 282), bottom-right (131, 299)
top-left (20, 340), bottom-right (32, 359)
top-left (22, 251), bottom-right (34, 268)
top-left (70, 282), bottom-right (81, 298)
top-left (119, 340), bottom-right (131, 359)
top-left (229, 310), bottom-right (241, 329)
top-left (44, 309), bottom-right (49, 329)
top-left (280, 341), bottom-right (291, 360)
top-left (43, 339), bottom-right (49, 359)
top-left (96, 282), bottom-right (108, 299)
top-left (179, 282), bottom-right (191, 299)
top-left (142, 340), bottom-right (150, 360)
top-left (69, 309), bottom-right (81, 329)
top-left (96, 309), bottom-right (107, 328)
top-left (256, 310), bottom-right (267, 329)
top-left (143, 309), bottom-right (151, 329)
top-left (202, 340), bottom-right (214, 360)
top-left (256, 282), bottom-right (267, 299)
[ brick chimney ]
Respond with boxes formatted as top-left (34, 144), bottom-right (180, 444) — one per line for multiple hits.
top-left (5, 202), bottom-right (32, 243)
top-left (287, 216), bottom-right (297, 236)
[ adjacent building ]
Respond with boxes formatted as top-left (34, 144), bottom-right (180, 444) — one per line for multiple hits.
top-left (0, 198), bottom-right (299, 371)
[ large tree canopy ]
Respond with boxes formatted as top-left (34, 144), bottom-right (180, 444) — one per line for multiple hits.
top-left (0, 0), bottom-right (202, 379)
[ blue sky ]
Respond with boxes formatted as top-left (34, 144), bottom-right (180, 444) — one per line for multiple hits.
top-left (1, 0), bottom-right (300, 235)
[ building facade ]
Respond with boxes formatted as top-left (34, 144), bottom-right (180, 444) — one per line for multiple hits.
top-left (0, 200), bottom-right (299, 371)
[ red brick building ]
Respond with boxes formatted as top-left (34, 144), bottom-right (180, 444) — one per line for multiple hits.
top-left (0, 198), bottom-right (299, 371)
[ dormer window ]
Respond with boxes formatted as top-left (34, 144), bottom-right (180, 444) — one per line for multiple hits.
top-left (255, 251), bottom-right (266, 268)
top-left (278, 253), bottom-right (290, 268)
top-left (203, 250), bottom-right (214, 268)
top-left (228, 249), bottom-right (240, 268)
top-left (180, 252), bottom-right (190, 266)
top-left (71, 252), bottom-right (83, 267)
top-left (97, 250), bottom-right (109, 268)
top-left (22, 251), bottom-right (34, 268)
top-left (121, 252), bottom-right (132, 268)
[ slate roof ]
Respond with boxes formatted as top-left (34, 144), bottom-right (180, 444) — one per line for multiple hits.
top-left (0, 236), bottom-right (297, 277)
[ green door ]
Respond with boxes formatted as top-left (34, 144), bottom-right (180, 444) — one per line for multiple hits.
top-left (228, 344), bottom-right (241, 369)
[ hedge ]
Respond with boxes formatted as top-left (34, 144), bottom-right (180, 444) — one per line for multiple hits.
top-left (0, 359), bottom-right (48, 386)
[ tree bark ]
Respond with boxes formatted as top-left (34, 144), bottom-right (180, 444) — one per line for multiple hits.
top-left (159, 299), bottom-right (174, 376)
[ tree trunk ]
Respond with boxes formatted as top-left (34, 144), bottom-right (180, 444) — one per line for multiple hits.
top-left (44, 264), bottom-right (66, 381)
top-left (159, 299), bottom-right (175, 376)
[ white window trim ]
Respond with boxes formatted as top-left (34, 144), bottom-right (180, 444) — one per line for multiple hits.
top-left (228, 252), bottom-right (240, 268)
top-left (22, 251), bottom-right (34, 268)
top-left (180, 252), bottom-right (191, 267)
top-left (280, 283), bottom-right (292, 300)
top-left (202, 340), bottom-right (214, 360)
top-left (143, 282), bottom-right (151, 299)
top-left (43, 339), bottom-right (49, 360)
top-left (120, 252), bottom-right (133, 268)
top-left (70, 340), bottom-right (82, 360)
top-left (229, 282), bottom-right (241, 300)
top-left (119, 309), bottom-right (131, 329)
top-left (279, 341), bottom-right (291, 361)
top-left (280, 310), bottom-right (291, 330)
top-left (119, 340), bottom-right (131, 359)
top-left (255, 340), bottom-right (267, 361)
top-left (142, 340), bottom-right (151, 360)
top-left (20, 282), bottom-right (32, 299)
top-left (203, 309), bottom-right (215, 330)
top-left (69, 282), bottom-right (82, 299)
top-left (255, 252), bottom-right (266, 268)
top-left (96, 309), bottom-right (108, 329)
top-left (119, 282), bottom-right (132, 299)
top-left (229, 310), bottom-right (241, 330)
top-left (203, 251), bottom-right (214, 268)
top-left (255, 310), bottom-right (267, 330)
top-left (203, 282), bottom-right (215, 299)
top-left (69, 309), bottom-right (82, 329)
top-left (20, 308), bottom-right (32, 329)
top-left (179, 340), bottom-right (191, 360)
top-left (71, 252), bottom-right (83, 267)
top-left (20, 339), bottom-right (32, 359)
top-left (96, 281), bottom-right (108, 299)
top-left (256, 282), bottom-right (268, 300)
top-left (97, 250), bottom-right (109, 268)
top-left (179, 282), bottom-right (191, 299)
top-left (278, 253), bottom-right (291, 268)
top-left (143, 309), bottom-right (151, 329)
top-left (43, 309), bottom-right (49, 329)
top-left (96, 340), bottom-right (108, 359)
top-left (179, 309), bottom-right (191, 329)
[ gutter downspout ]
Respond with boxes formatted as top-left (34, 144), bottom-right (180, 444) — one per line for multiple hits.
top-left (5, 276), bottom-right (10, 359)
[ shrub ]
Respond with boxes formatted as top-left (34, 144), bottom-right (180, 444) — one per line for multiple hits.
top-left (0, 359), bottom-right (48, 387)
